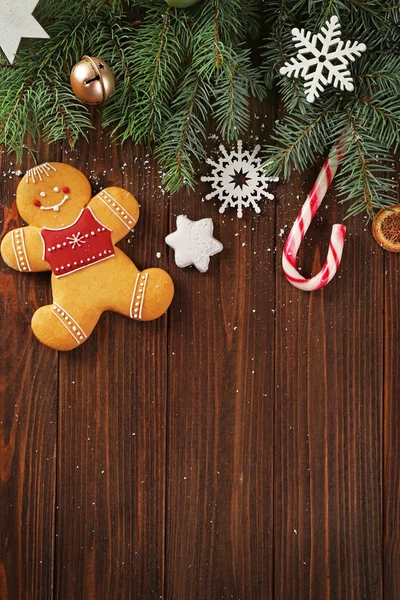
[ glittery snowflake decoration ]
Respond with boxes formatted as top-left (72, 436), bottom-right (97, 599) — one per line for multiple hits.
top-left (280, 16), bottom-right (366, 103)
top-left (201, 140), bottom-right (277, 219)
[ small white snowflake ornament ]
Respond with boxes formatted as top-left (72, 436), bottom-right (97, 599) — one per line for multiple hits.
top-left (166, 215), bottom-right (223, 273)
top-left (280, 16), bottom-right (366, 103)
top-left (201, 140), bottom-right (277, 219)
top-left (0, 0), bottom-right (49, 64)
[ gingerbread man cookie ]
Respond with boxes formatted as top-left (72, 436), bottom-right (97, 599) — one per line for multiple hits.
top-left (1, 162), bottom-right (174, 350)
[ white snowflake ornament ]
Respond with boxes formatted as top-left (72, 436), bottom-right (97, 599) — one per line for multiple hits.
top-left (201, 140), bottom-right (277, 219)
top-left (280, 16), bottom-right (366, 103)
top-left (0, 0), bottom-right (49, 64)
top-left (166, 215), bottom-right (223, 273)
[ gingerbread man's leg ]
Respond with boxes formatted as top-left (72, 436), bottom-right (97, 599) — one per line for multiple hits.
top-left (31, 301), bottom-right (101, 351)
top-left (110, 265), bottom-right (174, 322)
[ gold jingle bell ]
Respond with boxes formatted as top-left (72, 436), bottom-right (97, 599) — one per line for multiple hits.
top-left (70, 56), bottom-right (115, 105)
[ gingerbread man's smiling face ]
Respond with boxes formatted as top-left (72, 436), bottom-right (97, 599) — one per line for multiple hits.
top-left (17, 162), bottom-right (92, 229)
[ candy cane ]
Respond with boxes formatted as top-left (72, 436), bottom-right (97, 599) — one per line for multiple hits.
top-left (282, 149), bottom-right (346, 291)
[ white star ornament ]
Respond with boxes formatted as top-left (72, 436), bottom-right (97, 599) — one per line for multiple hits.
top-left (165, 215), bottom-right (223, 273)
top-left (0, 0), bottom-right (49, 64)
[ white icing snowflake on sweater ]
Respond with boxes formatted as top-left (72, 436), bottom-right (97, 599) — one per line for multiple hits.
top-left (201, 141), bottom-right (277, 219)
top-left (66, 232), bottom-right (86, 249)
top-left (280, 16), bottom-right (366, 103)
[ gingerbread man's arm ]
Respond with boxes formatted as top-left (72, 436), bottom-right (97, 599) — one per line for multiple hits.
top-left (1, 225), bottom-right (50, 273)
top-left (88, 187), bottom-right (140, 244)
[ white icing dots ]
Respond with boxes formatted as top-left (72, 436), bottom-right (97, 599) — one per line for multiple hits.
top-left (130, 272), bottom-right (148, 320)
top-left (53, 186), bottom-right (60, 193)
top-left (51, 302), bottom-right (87, 344)
top-left (12, 228), bottom-right (31, 272)
top-left (40, 191), bottom-right (46, 197)
top-left (98, 189), bottom-right (136, 230)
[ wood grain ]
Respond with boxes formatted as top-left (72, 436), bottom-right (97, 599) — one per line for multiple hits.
top-left (165, 104), bottom-right (276, 599)
top-left (274, 169), bottom-right (383, 599)
top-left (384, 159), bottom-right (400, 599)
top-left (0, 101), bottom-right (397, 599)
top-left (55, 125), bottom-right (168, 599)
top-left (0, 143), bottom-right (60, 600)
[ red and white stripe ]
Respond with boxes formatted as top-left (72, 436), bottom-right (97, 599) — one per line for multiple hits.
top-left (282, 152), bottom-right (346, 291)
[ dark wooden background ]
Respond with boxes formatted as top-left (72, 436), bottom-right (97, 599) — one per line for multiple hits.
top-left (0, 99), bottom-right (398, 600)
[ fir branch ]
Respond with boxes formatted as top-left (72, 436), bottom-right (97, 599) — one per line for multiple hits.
top-left (158, 70), bottom-right (212, 192)
top-left (0, 0), bottom-right (398, 218)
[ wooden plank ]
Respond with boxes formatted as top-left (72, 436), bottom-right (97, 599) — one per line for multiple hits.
top-left (165, 103), bottom-right (276, 599)
top-left (383, 161), bottom-right (400, 598)
top-left (0, 145), bottom-right (59, 599)
top-left (55, 126), bottom-right (168, 599)
top-left (274, 170), bottom-right (383, 598)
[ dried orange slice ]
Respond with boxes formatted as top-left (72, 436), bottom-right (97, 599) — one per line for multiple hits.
top-left (372, 205), bottom-right (400, 252)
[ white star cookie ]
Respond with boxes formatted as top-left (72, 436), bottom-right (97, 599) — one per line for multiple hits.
top-left (0, 0), bottom-right (49, 64)
top-left (166, 215), bottom-right (223, 273)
